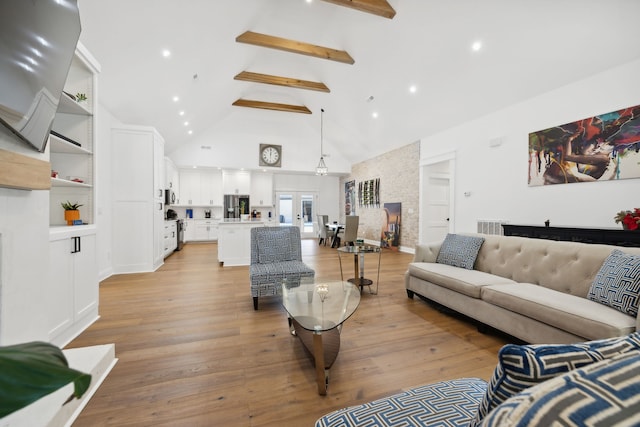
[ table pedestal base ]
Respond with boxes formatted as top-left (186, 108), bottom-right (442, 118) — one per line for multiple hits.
top-left (290, 317), bottom-right (340, 395)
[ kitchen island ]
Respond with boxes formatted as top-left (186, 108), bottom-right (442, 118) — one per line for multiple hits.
top-left (217, 219), bottom-right (271, 266)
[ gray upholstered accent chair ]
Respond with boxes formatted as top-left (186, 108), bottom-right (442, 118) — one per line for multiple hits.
top-left (249, 226), bottom-right (315, 310)
top-left (336, 215), bottom-right (359, 246)
top-left (317, 214), bottom-right (335, 246)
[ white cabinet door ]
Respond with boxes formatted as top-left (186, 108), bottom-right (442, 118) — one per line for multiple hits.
top-left (48, 232), bottom-right (98, 347)
top-left (184, 219), bottom-right (195, 242)
top-left (112, 126), bottom-right (165, 273)
top-left (200, 170), bottom-right (223, 206)
top-left (73, 234), bottom-right (98, 321)
top-left (48, 239), bottom-right (75, 341)
top-left (250, 173), bottom-right (273, 207)
top-left (223, 171), bottom-right (251, 195)
top-left (179, 169), bottom-right (201, 205)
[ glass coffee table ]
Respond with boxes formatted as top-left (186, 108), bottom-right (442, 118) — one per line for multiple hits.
top-left (281, 278), bottom-right (360, 395)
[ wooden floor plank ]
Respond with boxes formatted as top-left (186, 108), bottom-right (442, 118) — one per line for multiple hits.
top-left (69, 240), bottom-right (510, 426)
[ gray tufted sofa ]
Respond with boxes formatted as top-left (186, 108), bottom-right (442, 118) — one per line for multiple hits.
top-left (405, 233), bottom-right (640, 344)
top-left (249, 226), bottom-right (314, 310)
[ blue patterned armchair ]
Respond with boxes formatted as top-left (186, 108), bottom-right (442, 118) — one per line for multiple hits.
top-left (249, 226), bottom-right (315, 310)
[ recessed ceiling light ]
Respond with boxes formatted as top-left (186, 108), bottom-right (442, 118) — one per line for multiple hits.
top-left (372, 112), bottom-right (379, 119)
top-left (172, 96), bottom-right (179, 102)
top-left (188, 130), bottom-right (193, 135)
top-left (184, 121), bottom-right (189, 126)
top-left (409, 85), bottom-right (417, 94)
top-left (179, 111), bottom-right (185, 116)
top-left (162, 49), bottom-right (171, 58)
top-left (471, 41), bottom-right (482, 52)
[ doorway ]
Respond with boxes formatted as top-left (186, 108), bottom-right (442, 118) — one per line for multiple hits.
top-left (420, 153), bottom-right (455, 244)
top-left (276, 191), bottom-right (317, 238)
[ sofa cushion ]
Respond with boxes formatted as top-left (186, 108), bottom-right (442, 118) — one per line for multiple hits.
top-left (481, 283), bottom-right (637, 339)
top-left (256, 228), bottom-right (295, 263)
top-left (436, 234), bottom-right (485, 270)
top-left (408, 262), bottom-right (515, 298)
top-left (479, 351), bottom-right (640, 427)
top-left (315, 378), bottom-right (487, 427)
top-left (470, 332), bottom-right (640, 426)
top-left (588, 249), bottom-right (640, 317)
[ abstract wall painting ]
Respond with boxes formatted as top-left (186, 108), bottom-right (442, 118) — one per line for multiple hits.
top-left (345, 180), bottom-right (356, 215)
top-left (380, 202), bottom-right (401, 250)
top-left (528, 104), bottom-right (640, 186)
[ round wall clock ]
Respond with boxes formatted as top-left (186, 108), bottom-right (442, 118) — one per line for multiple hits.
top-left (259, 144), bottom-right (282, 167)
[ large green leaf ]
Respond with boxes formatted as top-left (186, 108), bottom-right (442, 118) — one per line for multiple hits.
top-left (0, 341), bottom-right (92, 418)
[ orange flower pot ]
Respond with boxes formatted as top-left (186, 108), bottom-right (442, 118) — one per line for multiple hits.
top-left (64, 210), bottom-right (80, 225)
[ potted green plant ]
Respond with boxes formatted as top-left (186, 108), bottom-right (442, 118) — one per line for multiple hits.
top-left (0, 341), bottom-right (91, 417)
top-left (61, 201), bottom-right (83, 225)
top-left (75, 93), bottom-right (87, 103)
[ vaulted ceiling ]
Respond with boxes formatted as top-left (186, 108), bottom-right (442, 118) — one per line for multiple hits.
top-left (76, 0), bottom-right (640, 169)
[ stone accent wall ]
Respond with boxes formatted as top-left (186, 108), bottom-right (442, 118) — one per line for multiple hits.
top-left (339, 141), bottom-right (420, 252)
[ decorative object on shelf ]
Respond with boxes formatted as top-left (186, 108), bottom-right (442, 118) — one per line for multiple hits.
top-left (358, 178), bottom-right (380, 208)
top-left (545, 219), bottom-right (550, 227)
top-left (0, 341), bottom-right (91, 418)
top-left (615, 208), bottom-right (640, 230)
top-left (61, 200), bottom-right (83, 225)
top-left (316, 108), bottom-right (328, 175)
top-left (528, 104), bottom-right (640, 186)
top-left (75, 92), bottom-right (87, 103)
top-left (259, 143), bottom-right (281, 167)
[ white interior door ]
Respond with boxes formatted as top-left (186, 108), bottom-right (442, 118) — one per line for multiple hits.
top-left (276, 191), bottom-right (317, 238)
top-left (420, 155), bottom-right (455, 243)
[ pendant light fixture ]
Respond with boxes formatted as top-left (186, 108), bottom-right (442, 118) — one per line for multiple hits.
top-left (316, 108), bottom-right (328, 175)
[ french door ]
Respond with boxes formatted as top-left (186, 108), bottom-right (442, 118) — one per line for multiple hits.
top-left (276, 191), bottom-right (317, 238)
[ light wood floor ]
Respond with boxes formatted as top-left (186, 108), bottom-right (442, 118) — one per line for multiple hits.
top-left (69, 240), bottom-right (511, 426)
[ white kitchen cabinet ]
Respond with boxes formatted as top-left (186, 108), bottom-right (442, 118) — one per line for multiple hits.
top-left (111, 125), bottom-right (165, 273)
top-left (178, 168), bottom-right (222, 206)
top-left (165, 157), bottom-right (180, 195)
top-left (184, 219), bottom-right (196, 242)
top-left (48, 229), bottom-right (98, 347)
top-left (201, 170), bottom-right (223, 206)
top-left (49, 43), bottom-right (100, 227)
top-left (223, 170), bottom-right (251, 195)
top-left (250, 172), bottom-right (273, 207)
top-left (192, 219), bottom-right (219, 241)
top-left (163, 220), bottom-right (177, 257)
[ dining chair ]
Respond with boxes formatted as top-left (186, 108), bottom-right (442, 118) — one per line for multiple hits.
top-left (317, 215), bottom-right (335, 246)
top-left (336, 215), bottom-right (359, 246)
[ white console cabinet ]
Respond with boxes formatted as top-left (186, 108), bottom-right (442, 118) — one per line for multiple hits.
top-left (48, 228), bottom-right (98, 346)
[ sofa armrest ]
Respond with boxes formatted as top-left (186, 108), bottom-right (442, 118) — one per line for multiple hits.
top-left (413, 241), bottom-right (442, 263)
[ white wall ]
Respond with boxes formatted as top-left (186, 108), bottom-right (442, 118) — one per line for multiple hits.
top-left (95, 104), bottom-right (123, 281)
top-left (421, 58), bottom-right (640, 232)
top-left (0, 126), bottom-right (50, 345)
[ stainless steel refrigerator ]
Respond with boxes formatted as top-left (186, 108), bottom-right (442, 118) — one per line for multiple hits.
top-left (224, 194), bottom-right (250, 218)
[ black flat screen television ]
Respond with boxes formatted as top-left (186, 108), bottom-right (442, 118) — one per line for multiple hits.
top-left (0, 0), bottom-right (81, 152)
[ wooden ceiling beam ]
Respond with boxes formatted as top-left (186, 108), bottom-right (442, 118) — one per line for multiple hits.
top-left (321, 0), bottom-right (396, 19)
top-left (234, 71), bottom-right (330, 93)
top-left (232, 99), bottom-right (312, 114)
top-left (236, 31), bottom-right (354, 65)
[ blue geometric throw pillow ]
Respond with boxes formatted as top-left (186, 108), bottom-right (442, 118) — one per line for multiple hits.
top-left (435, 233), bottom-right (485, 270)
top-left (587, 249), bottom-right (640, 317)
top-left (469, 332), bottom-right (640, 427)
top-left (479, 351), bottom-right (640, 427)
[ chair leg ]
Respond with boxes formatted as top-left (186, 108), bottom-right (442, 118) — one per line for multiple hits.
top-left (253, 297), bottom-right (259, 310)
